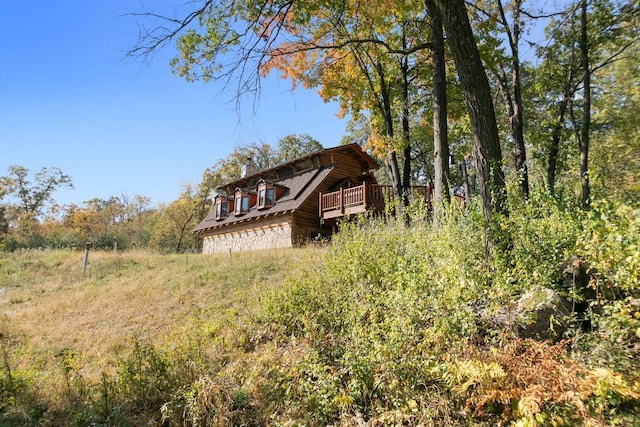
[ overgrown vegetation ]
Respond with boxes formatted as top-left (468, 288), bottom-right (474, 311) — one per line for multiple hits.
top-left (0, 194), bottom-right (638, 426)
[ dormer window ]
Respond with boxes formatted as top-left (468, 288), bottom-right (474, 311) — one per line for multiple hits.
top-left (214, 195), bottom-right (232, 220)
top-left (294, 158), bottom-right (314, 172)
top-left (256, 180), bottom-right (288, 210)
top-left (258, 181), bottom-right (275, 209)
top-left (233, 189), bottom-right (253, 215)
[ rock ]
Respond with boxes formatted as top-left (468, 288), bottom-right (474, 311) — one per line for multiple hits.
top-left (514, 286), bottom-right (571, 340)
top-left (478, 286), bottom-right (571, 341)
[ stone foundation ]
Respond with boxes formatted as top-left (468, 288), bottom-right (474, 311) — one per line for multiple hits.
top-left (202, 218), bottom-right (294, 254)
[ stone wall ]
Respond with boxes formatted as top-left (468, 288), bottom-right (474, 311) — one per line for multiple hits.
top-left (202, 217), bottom-right (294, 254)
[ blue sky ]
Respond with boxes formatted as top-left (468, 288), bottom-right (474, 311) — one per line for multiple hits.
top-left (0, 1), bottom-right (346, 208)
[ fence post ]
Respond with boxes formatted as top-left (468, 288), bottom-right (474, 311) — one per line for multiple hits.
top-left (82, 242), bottom-right (91, 275)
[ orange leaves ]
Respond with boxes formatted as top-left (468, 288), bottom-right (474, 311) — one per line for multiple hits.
top-left (450, 339), bottom-right (594, 422)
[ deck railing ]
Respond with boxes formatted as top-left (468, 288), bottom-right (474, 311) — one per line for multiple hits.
top-left (319, 183), bottom-right (431, 219)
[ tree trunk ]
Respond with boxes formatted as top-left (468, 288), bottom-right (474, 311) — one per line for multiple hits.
top-left (510, 66), bottom-right (529, 199)
top-left (547, 70), bottom-right (573, 192)
top-left (425, 0), bottom-right (450, 216)
top-left (498, 0), bottom-right (529, 199)
top-left (433, 0), bottom-right (507, 223)
top-left (461, 159), bottom-right (471, 207)
top-left (377, 62), bottom-right (404, 202)
top-left (580, 0), bottom-right (591, 209)
top-left (401, 54), bottom-right (412, 210)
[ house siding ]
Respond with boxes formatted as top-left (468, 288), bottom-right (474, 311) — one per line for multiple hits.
top-left (201, 216), bottom-right (294, 254)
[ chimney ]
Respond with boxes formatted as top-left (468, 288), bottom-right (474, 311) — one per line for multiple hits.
top-left (241, 157), bottom-right (257, 178)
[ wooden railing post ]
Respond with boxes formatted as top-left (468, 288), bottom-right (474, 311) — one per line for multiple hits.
top-left (319, 192), bottom-right (323, 217)
top-left (363, 182), bottom-right (367, 207)
top-left (340, 188), bottom-right (344, 214)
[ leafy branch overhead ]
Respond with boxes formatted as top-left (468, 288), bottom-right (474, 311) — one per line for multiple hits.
top-left (128, 0), bottom-right (512, 232)
top-left (127, 0), bottom-right (640, 218)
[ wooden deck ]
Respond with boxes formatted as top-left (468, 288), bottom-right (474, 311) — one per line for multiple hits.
top-left (319, 183), bottom-right (432, 220)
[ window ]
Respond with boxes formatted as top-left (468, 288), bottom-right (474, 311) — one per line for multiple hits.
top-left (214, 196), bottom-right (230, 220)
top-left (258, 187), bottom-right (275, 208)
top-left (215, 201), bottom-right (228, 219)
top-left (234, 189), bottom-right (251, 215)
top-left (277, 167), bottom-right (294, 179)
top-left (265, 188), bottom-right (275, 205)
top-left (294, 158), bottom-right (314, 172)
top-left (257, 181), bottom-right (276, 209)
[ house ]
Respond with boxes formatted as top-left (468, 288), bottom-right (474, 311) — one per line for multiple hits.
top-left (193, 143), bottom-right (432, 254)
top-left (193, 143), bottom-right (378, 254)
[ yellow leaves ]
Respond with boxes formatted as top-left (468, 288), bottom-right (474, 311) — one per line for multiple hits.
top-left (515, 395), bottom-right (542, 420)
top-left (591, 367), bottom-right (640, 413)
top-left (448, 359), bottom-right (506, 396)
top-left (443, 338), bottom-right (640, 424)
top-left (332, 393), bottom-right (354, 408)
top-left (366, 132), bottom-right (393, 159)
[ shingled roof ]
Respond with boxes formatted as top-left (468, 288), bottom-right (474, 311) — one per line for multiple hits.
top-left (193, 144), bottom-right (380, 234)
top-left (216, 143), bottom-right (378, 192)
top-left (193, 164), bottom-right (336, 233)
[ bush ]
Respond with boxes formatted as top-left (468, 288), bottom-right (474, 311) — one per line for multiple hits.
top-left (2, 194), bottom-right (639, 425)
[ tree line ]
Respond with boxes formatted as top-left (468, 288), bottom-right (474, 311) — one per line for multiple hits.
top-left (3, 0), bottom-right (639, 251)
top-left (129, 0), bottom-right (639, 232)
top-left (0, 135), bottom-right (323, 252)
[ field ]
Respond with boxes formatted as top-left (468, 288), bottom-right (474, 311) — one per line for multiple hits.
top-left (0, 202), bottom-right (639, 426)
top-left (1, 248), bottom-right (299, 375)
top-left (0, 247), bottom-right (314, 425)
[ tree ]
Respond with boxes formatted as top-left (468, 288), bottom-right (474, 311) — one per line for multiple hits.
top-left (275, 134), bottom-right (323, 164)
top-left (340, 115), bottom-right (372, 147)
top-left (425, 0), bottom-right (451, 213)
top-left (0, 165), bottom-right (73, 220)
top-left (0, 206), bottom-right (8, 236)
top-left (150, 184), bottom-right (203, 253)
top-left (199, 142), bottom-right (276, 195)
top-left (471, 0), bottom-right (531, 199)
top-left (589, 9), bottom-right (640, 201)
top-left (579, 0), bottom-right (592, 209)
top-left (529, 3), bottom-right (583, 194)
top-left (433, 0), bottom-right (508, 223)
top-left (532, 0), bottom-right (638, 201)
top-left (130, 0), bottom-right (508, 223)
top-left (256, 0), bottom-right (433, 205)
top-left (129, 0), bottom-right (438, 209)
top-left (59, 193), bottom-right (154, 249)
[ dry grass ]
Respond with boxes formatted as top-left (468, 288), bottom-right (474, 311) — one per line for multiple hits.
top-left (0, 247), bottom-right (321, 392)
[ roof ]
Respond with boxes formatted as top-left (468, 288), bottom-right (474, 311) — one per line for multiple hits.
top-left (218, 143), bottom-right (379, 192)
top-left (193, 143), bottom-right (379, 234)
top-left (193, 164), bottom-right (336, 233)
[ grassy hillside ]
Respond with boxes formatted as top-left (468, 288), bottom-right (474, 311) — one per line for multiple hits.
top-left (0, 247), bottom-right (315, 425)
top-left (0, 195), bottom-right (639, 426)
top-left (0, 248), bottom-right (300, 374)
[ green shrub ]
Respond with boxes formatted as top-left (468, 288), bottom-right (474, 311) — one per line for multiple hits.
top-left (3, 195), bottom-right (639, 426)
top-left (264, 206), bottom-right (491, 422)
top-left (501, 189), bottom-right (582, 293)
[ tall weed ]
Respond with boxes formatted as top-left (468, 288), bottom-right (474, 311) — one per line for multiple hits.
top-left (264, 206), bottom-right (490, 422)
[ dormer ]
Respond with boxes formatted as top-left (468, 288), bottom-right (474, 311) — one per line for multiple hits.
top-left (233, 188), bottom-right (256, 216)
top-left (214, 195), bottom-right (233, 220)
top-left (256, 180), bottom-right (288, 210)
